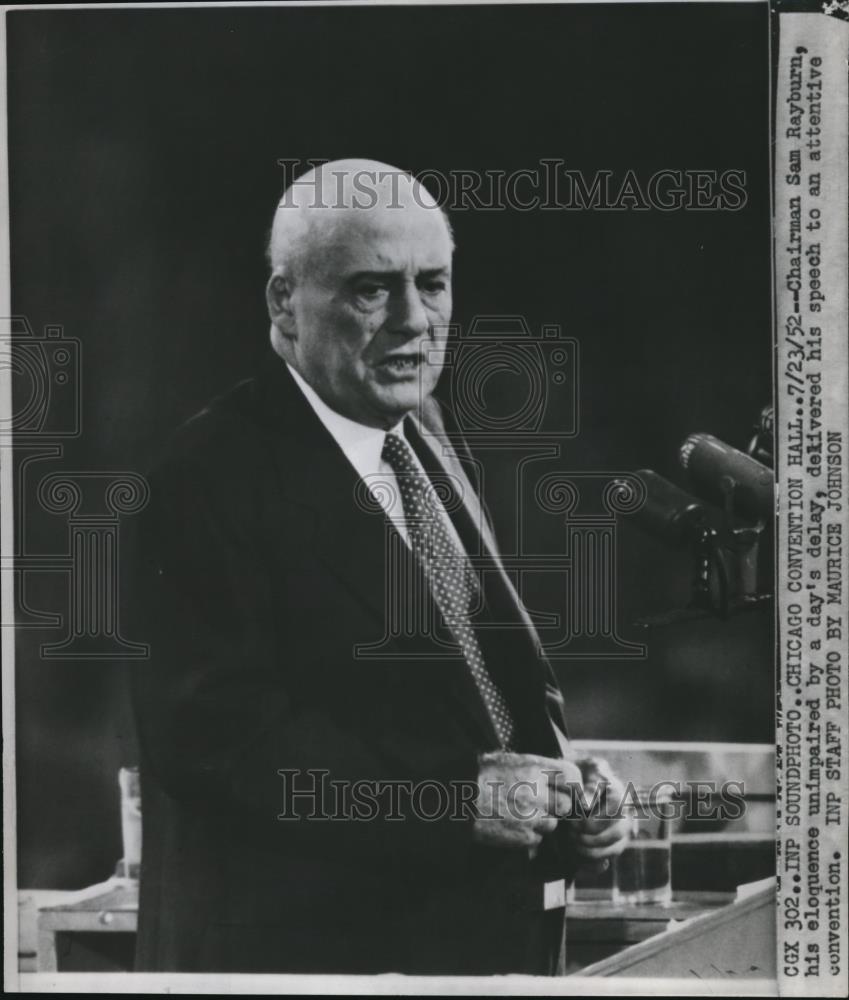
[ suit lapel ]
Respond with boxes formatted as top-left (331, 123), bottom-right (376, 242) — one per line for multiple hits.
top-left (253, 353), bottom-right (395, 635)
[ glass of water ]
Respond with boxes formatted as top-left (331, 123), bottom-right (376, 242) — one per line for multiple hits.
top-left (612, 787), bottom-right (672, 905)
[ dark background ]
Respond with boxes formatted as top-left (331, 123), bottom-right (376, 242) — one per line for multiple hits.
top-left (8, 3), bottom-right (773, 889)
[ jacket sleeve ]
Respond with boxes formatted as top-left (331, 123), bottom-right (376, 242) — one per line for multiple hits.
top-left (130, 450), bottom-right (480, 875)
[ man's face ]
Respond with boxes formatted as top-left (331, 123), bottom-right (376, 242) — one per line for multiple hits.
top-left (278, 204), bottom-right (453, 428)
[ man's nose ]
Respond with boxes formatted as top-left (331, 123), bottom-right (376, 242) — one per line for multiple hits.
top-left (389, 282), bottom-right (430, 338)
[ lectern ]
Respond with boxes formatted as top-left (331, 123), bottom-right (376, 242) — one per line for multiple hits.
top-left (578, 882), bottom-right (775, 978)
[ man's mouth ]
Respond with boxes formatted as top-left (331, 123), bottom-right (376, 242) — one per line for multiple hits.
top-left (376, 354), bottom-right (423, 375)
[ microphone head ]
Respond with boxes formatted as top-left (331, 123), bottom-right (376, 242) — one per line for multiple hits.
top-left (748, 405), bottom-right (774, 469)
top-left (679, 433), bottom-right (774, 521)
top-left (631, 469), bottom-right (714, 547)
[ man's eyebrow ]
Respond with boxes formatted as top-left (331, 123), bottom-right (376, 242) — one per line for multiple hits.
top-left (346, 270), bottom-right (397, 281)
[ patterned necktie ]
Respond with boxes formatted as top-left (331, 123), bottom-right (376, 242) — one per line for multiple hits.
top-left (381, 431), bottom-right (516, 750)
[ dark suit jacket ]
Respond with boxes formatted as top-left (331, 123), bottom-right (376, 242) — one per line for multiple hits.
top-left (131, 350), bottom-right (575, 975)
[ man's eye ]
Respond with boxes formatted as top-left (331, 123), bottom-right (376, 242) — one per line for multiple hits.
top-left (421, 280), bottom-right (447, 294)
top-left (355, 283), bottom-right (387, 299)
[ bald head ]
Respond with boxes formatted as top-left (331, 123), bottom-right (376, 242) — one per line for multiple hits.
top-left (267, 159), bottom-right (453, 279)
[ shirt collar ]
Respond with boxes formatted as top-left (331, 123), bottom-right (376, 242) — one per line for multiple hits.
top-left (285, 362), bottom-right (405, 477)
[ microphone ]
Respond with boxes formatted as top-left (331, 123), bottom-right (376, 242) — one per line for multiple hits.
top-left (631, 470), bottom-right (715, 547)
top-left (679, 433), bottom-right (774, 522)
top-left (757, 404), bottom-right (773, 437)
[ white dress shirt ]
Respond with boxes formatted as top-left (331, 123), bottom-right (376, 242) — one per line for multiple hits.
top-left (285, 363), bottom-right (464, 550)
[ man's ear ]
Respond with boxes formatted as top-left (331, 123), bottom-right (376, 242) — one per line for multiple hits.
top-left (266, 271), bottom-right (296, 334)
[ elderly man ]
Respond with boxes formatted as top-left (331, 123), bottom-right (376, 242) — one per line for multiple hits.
top-left (132, 159), bottom-right (628, 975)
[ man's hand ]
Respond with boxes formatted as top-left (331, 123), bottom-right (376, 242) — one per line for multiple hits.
top-left (472, 752), bottom-right (583, 850)
top-left (565, 755), bottom-right (632, 863)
